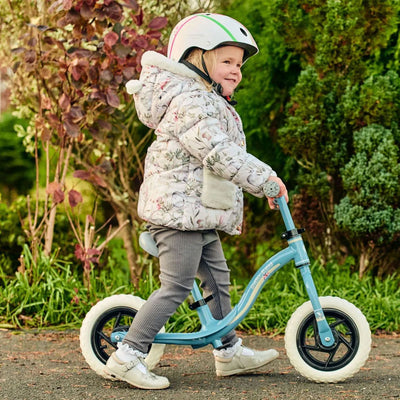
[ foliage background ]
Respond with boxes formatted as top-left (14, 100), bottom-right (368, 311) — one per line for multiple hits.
top-left (226, 0), bottom-right (400, 278)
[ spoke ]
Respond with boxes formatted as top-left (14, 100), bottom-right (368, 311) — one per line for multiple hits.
top-left (113, 313), bottom-right (123, 330)
top-left (336, 331), bottom-right (354, 351)
top-left (303, 342), bottom-right (337, 353)
top-left (312, 318), bottom-right (318, 336)
top-left (302, 343), bottom-right (322, 352)
top-left (324, 345), bottom-right (339, 367)
top-left (329, 318), bottom-right (346, 328)
top-left (305, 319), bottom-right (320, 348)
top-left (98, 330), bottom-right (114, 347)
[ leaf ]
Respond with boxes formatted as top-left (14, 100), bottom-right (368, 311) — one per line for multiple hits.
top-left (46, 181), bottom-right (62, 195)
top-left (68, 189), bottom-right (83, 208)
top-left (80, 3), bottom-right (95, 19)
top-left (40, 67), bottom-right (52, 79)
top-left (69, 57), bottom-right (89, 81)
top-left (46, 182), bottom-right (65, 203)
top-left (63, 119), bottom-right (80, 137)
top-left (132, 7), bottom-right (143, 26)
top-left (103, 2), bottom-right (123, 21)
top-left (91, 173), bottom-right (108, 188)
top-left (73, 169), bottom-right (108, 188)
top-left (36, 25), bottom-right (50, 32)
top-left (68, 106), bottom-right (84, 122)
top-left (24, 50), bottom-right (36, 64)
top-left (96, 119), bottom-right (112, 131)
top-left (70, 48), bottom-right (92, 58)
top-left (88, 66), bottom-right (99, 82)
top-left (90, 86), bottom-right (106, 102)
top-left (147, 31), bottom-right (162, 40)
top-left (53, 188), bottom-right (65, 204)
top-left (87, 248), bottom-right (101, 257)
top-left (122, 66), bottom-right (135, 79)
top-left (148, 16), bottom-right (167, 31)
top-left (114, 43), bottom-right (131, 58)
top-left (58, 9), bottom-right (81, 27)
top-left (63, 0), bottom-right (72, 10)
top-left (11, 47), bottom-right (26, 54)
top-left (73, 170), bottom-right (91, 180)
top-left (41, 127), bottom-right (52, 142)
top-left (134, 35), bottom-right (148, 49)
top-left (106, 88), bottom-right (120, 108)
top-left (122, 0), bottom-right (138, 11)
top-left (70, 65), bottom-right (82, 81)
top-left (47, 113), bottom-right (61, 132)
top-left (99, 159), bottom-right (113, 173)
top-left (104, 31), bottom-right (119, 47)
top-left (48, 0), bottom-right (64, 14)
top-left (59, 93), bottom-right (71, 111)
top-left (74, 243), bottom-right (85, 261)
top-left (99, 69), bottom-right (113, 82)
top-left (27, 37), bottom-right (37, 47)
top-left (41, 96), bottom-right (52, 110)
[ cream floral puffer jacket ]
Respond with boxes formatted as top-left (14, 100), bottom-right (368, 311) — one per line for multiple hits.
top-left (126, 51), bottom-right (276, 235)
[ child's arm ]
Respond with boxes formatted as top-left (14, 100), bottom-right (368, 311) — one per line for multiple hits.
top-left (175, 98), bottom-right (282, 199)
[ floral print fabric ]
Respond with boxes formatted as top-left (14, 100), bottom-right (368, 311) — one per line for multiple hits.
top-left (128, 51), bottom-right (276, 235)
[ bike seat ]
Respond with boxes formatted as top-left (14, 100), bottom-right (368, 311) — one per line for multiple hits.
top-left (139, 231), bottom-right (159, 257)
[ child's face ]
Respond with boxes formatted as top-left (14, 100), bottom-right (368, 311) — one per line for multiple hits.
top-left (209, 46), bottom-right (244, 97)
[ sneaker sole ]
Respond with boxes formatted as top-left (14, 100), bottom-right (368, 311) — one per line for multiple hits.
top-left (103, 367), bottom-right (170, 390)
top-left (216, 352), bottom-right (279, 377)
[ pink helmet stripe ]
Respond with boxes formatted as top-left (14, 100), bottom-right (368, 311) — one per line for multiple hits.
top-left (168, 15), bottom-right (199, 58)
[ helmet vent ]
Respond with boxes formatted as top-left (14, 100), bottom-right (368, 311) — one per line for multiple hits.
top-left (240, 28), bottom-right (248, 36)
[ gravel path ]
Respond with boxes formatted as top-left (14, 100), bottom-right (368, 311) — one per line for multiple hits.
top-left (1, 330), bottom-right (399, 400)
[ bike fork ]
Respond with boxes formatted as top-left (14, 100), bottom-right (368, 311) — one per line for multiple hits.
top-left (298, 264), bottom-right (335, 347)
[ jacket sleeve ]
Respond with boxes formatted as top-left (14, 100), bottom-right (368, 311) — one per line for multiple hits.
top-left (173, 93), bottom-right (276, 198)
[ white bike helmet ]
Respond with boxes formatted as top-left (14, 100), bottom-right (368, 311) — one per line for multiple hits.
top-left (168, 13), bottom-right (258, 63)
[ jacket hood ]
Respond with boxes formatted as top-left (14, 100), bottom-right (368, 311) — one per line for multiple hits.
top-left (126, 51), bottom-right (205, 129)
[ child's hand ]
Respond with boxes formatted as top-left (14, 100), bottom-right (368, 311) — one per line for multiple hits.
top-left (265, 176), bottom-right (288, 209)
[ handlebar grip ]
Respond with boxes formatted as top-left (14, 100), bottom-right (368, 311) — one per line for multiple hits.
top-left (263, 181), bottom-right (281, 197)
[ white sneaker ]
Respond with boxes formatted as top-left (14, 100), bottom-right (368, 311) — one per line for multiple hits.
top-left (213, 338), bottom-right (279, 377)
top-left (104, 352), bottom-right (170, 390)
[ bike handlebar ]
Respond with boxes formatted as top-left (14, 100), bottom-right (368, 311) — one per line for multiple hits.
top-left (263, 180), bottom-right (281, 198)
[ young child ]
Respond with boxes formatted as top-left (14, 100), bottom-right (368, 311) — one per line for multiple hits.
top-left (105, 13), bottom-right (289, 389)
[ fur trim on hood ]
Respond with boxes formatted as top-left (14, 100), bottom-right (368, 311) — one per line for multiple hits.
top-left (125, 51), bottom-right (205, 129)
top-left (125, 51), bottom-right (201, 94)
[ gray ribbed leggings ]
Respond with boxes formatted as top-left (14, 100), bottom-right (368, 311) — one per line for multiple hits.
top-left (122, 224), bottom-right (238, 353)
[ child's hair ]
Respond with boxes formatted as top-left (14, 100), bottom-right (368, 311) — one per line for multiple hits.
top-left (184, 48), bottom-right (217, 91)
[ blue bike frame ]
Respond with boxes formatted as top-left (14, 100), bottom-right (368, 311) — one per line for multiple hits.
top-left (112, 196), bottom-right (335, 349)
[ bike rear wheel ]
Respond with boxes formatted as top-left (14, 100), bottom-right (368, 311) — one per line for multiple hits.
top-left (285, 296), bottom-right (371, 383)
top-left (80, 294), bottom-right (165, 379)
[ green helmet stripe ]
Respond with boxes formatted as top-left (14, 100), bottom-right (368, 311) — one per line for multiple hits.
top-left (201, 14), bottom-right (237, 41)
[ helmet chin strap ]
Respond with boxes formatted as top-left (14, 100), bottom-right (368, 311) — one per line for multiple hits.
top-left (180, 52), bottom-right (237, 105)
top-left (180, 59), bottom-right (223, 95)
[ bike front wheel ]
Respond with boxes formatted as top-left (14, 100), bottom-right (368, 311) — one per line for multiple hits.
top-left (285, 296), bottom-right (371, 383)
top-left (80, 294), bottom-right (166, 379)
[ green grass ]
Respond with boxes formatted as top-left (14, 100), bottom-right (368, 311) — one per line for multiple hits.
top-left (232, 260), bottom-right (400, 335)
top-left (0, 246), bottom-right (399, 334)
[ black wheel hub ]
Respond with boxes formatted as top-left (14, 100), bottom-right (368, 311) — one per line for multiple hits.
top-left (296, 308), bottom-right (360, 371)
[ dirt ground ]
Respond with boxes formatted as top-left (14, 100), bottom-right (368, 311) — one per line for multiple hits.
top-left (0, 330), bottom-right (399, 400)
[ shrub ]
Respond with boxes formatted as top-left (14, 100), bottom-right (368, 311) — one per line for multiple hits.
top-left (0, 112), bottom-right (34, 201)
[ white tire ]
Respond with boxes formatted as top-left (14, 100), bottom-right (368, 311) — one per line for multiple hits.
top-left (80, 294), bottom-right (166, 378)
top-left (285, 296), bottom-right (371, 383)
